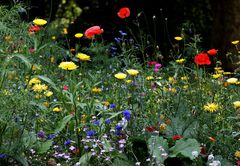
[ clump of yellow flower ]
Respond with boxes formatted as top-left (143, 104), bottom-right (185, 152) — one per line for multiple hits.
top-left (212, 74), bottom-right (221, 79)
top-left (29, 78), bottom-right (41, 86)
top-left (174, 36), bottom-right (183, 41)
top-left (53, 107), bottom-right (62, 112)
top-left (114, 73), bottom-right (127, 80)
top-left (176, 58), bottom-right (186, 64)
top-left (76, 53), bottom-right (91, 61)
top-left (75, 33), bottom-right (83, 38)
top-left (32, 84), bottom-right (48, 92)
top-left (159, 123), bottom-right (166, 132)
top-left (203, 103), bottom-right (219, 113)
top-left (33, 18), bottom-right (47, 26)
top-left (126, 69), bottom-right (139, 76)
top-left (231, 40), bottom-right (239, 45)
top-left (146, 76), bottom-right (154, 80)
top-left (92, 87), bottom-right (102, 93)
top-left (233, 101), bottom-right (240, 109)
top-left (58, 61), bottom-right (78, 70)
top-left (234, 150), bottom-right (240, 158)
top-left (226, 78), bottom-right (238, 84)
top-left (45, 91), bottom-right (53, 97)
top-left (181, 76), bottom-right (189, 81)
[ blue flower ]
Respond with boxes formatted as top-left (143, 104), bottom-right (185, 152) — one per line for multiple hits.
top-left (105, 119), bottom-right (111, 125)
top-left (123, 110), bottom-right (131, 121)
top-left (115, 125), bottom-right (122, 131)
top-left (0, 154), bottom-right (7, 159)
top-left (86, 130), bottom-right (96, 137)
top-left (109, 104), bottom-right (116, 109)
top-left (47, 134), bottom-right (56, 140)
top-left (37, 131), bottom-right (45, 139)
top-left (119, 30), bottom-right (127, 36)
top-left (93, 120), bottom-right (100, 126)
top-left (114, 37), bottom-right (121, 43)
top-left (64, 139), bottom-right (72, 145)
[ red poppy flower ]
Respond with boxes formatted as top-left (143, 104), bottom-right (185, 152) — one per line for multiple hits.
top-left (145, 126), bottom-right (156, 132)
top-left (117, 7), bottom-right (130, 19)
top-left (172, 135), bottom-right (183, 141)
top-left (84, 26), bottom-right (104, 39)
top-left (63, 85), bottom-right (69, 91)
top-left (194, 53), bottom-right (211, 65)
top-left (28, 24), bottom-right (41, 33)
top-left (207, 49), bottom-right (218, 56)
top-left (147, 61), bottom-right (158, 66)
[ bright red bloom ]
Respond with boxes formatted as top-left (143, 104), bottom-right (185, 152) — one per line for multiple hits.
top-left (194, 53), bottom-right (211, 65)
top-left (207, 49), bottom-right (218, 56)
top-left (147, 61), bottom-right (158, 66)
top-left (172, 135), bottom-right (183, 141)
top-left (145, 126), bottom-right (156, 133)
top-left (84, 26), bottom-right (104, 39)
top-left (28, 24), bottom-right (41, 33)
top-left (63, 85), bottom-right (69, 91)
top-left (117, 7), bottom-right (130, 19)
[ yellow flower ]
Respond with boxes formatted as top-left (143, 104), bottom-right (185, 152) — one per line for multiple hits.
top-left (203, 103), bottom-right (219, 113)
top-left (168, 77), bottom-right (176, 84)
top-left (50, 57), bottom-right (55, 63)
top-left (32, 84), bottom-right (48, 92)
top-left (226, 78), bottom-right (238, 84)
top-left (169, 88), bottom-right (177, 93)
top-left (126, 80), bottom-right (133, 84)
top-left (45, 91), bottom-right (53, 97)
top-left (76, 53), bottom-right (91, 61)
top-left (34, 94), bottom-right (42, 99)
top-left (92, 87), bottom-right (102, 93)
top-left (176, 58), bottom-right (186, 64)
top-left (234, 150), bottom-right (240, 158)
top-left (231, 40), bottom-right (239, 45)
top-left (223, 72), bottom-right (232, 75)
top-left (58, 61), bottom-right (78, 70)
top-left (75, 33), bottom-right (83, 38)
top-left (216, 70), bottom-right (224, 74)
top-left (33, 18), bottom-right (47, 26)
top-left (43, 101), bottom-right (49, 107)
top-left (212, 74), bottom-right (221, 79)
top-left (53, 107), bottom-right (61, 112)
top-left (28, 78), bottom-right (41, 86)
top-left (183, 85), bottom-right (188, 89)
top-left (233, 101), bottom-right (240, 109)
top-left (174, 36), bottom-right (183, 41)
top-left (114, 73), bottom-right (127, 80)
top-left (126, 69), bottom-right (139, 76)
top-left (102, 101), bottom-right (110, 107)
top-left (146, 76), bottom-right (154, 80)
top-left (63, 28), bottom-right (68, 34)
top-left (181, 76), bottom-right (189, 81)
top-left (51, 36), bottom-right (56, 40)
top-left (159, 123), bottom-right (166, 132)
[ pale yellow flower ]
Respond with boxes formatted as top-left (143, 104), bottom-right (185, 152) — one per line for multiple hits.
top-left (76, 53), bottom-right (91, 61)
top-left (126, 69), bottom-right (139, 76)
top-left (226, 78), bottom-right (238, 84)
top-left (114, 73), bottom-right (127, 80)
top-left (33, 18), bottom-right (47, 26)
top-left (45, 91), bottom-right (53, 97)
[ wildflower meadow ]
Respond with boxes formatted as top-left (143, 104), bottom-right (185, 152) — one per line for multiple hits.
top-left (0, 2), bottom-right (240, 166)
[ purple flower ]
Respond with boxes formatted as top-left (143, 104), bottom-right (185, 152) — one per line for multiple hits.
top-left (105, 119), bottom-right (111, 125)
top-left (123, 110), bottom-right (131, 121)
top-left (37, 131), bottom-right (45, 139)
top-left (115, 125), bottom-right (122, 131)
top-left (119, 30), bottom-right (127, 36)
top-left (86, 130), bottom-right (96, 137)
top-left (64, 139), bottom-right (71, 145)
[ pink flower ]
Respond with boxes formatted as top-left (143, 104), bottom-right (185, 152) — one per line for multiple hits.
top-left (63, 85), bottom-right (69, 91)
top-left (154, 68), bottom-right (159, 72)
top-left (84, 26), bottom-right (104, 39)
top-left (155, 63), bottom-right (162, 68)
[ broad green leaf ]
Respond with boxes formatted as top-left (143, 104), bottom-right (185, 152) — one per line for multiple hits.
top-left (11, 54), bottom-right (32, 69)
top-left (112, 158), bottom-right (133, 166)
top-left (54, 114), bottom-right (73, 133)
top-left (147, 136), bottom-right (168, 165)
top-left (79, 152), bottom-right (92, 166)
top-left (38, 75), bottom-right (59, 92)
top-left (14, 154), bottom-right (29, 166)
top-left (37, 140), bottom-right (53, 154)
top-left (169, 138), bottom-right (200, 160)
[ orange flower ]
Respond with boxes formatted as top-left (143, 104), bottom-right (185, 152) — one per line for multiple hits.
top-left (84, 26), bottom-right (104, 39)
top-left (207, 49), bottom-right (218, 56)
top-left (208, 136), bottom-right (216, 142)
top-left (117, 7), bottom-right (130, 19)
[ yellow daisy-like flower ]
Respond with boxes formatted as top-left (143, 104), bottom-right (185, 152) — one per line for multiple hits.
top-left (33, 18), bottom-right (47, 26)
top-left (234, 150), bottom-right (240, 158)
top-left (233, 101), bottom-right (240, 109)
top-left (32, 84), bottom-right (48, 92)
top-left (45, 91), bottom-right (53, 97)
top-left (231, 40), bottom-right (239, 45)
top-left (203, 103), bottom-right (219, 113)
top-left (146, 76), bottom-right (154, 80)
top-left (92, 87), bottom-right (102, 93)
top-left (76, 53), bottom-right (91, 61)
top-left (174, 36), bottom-right (183, 41)
top-left (53, 107), bottom-right (61, 112)
top-left (226, 78), bottom-right (238, 84)
top-left (176, 58), bottom-right (186, 64)
top-left (126, 69), bottom-right (139, 76)
top-left (28, 78), bottom-right (41, 86)
top-left (74, 33), bottom-right (83, 38)
top-left (114, 72), bottom-right (127, 80)
top-left (58, 61), bottom-right (78, 70)
top-left (212, 74), bottom-right (221, 79)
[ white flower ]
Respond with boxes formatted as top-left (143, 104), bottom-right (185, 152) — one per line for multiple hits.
top-left (135, 162), bottom-right (141, 166)
top-left (75, 162), bottom-right (80, 166)
top-left (192, 150), bottom-right (199, 158)
top-left (208, 153), bottom-right (214, 161)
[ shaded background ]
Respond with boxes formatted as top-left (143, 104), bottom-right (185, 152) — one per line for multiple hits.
top-left (2, 0), bottom-right (240, 71)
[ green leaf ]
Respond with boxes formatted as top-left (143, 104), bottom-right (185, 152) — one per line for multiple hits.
top-left (14, 154), bottom-right (29, 166)
top-left (11, 54), bottom-right (32, 69)
top-left (169, 138), bottom-right (200, 160)
top-left (37, 140), bottom-right (53, 154)
top-left (147, 136), bottom-right (168, 165)
top-left (38, 75), bottom-right (59, 92)
top-left (54, 114), bottom-right (73, 133)
top-left (112, 158), bottom-right (133, 166)
top-left (79, 152), bottom-right (92, 166)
